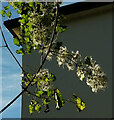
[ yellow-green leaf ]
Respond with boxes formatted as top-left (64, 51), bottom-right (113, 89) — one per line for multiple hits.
top-left (4, 6), bottom-right (9, 10)
top-left (73, 94), bottom-right (86, 112)
top-left (29, 105), bottom-right (34, 114)
top-left (0, 10), bottom-right (6, 17)
top-left (6, 11), bottom-right (11, 18)
top-left (16, 48), bottom-right (24, 55)
top-left (35, 104), bottom-right (41, 112)
top-left (13, 38), bottom-right (20, 46)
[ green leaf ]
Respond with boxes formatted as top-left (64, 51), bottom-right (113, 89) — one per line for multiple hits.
top-left (8, 2), bottom-right (12, 6)
top-left (73, 94), bottom-right (86, 112)
top-left (36, 90), bottom-right (44, 97)
top-left (25, 81), bottom-right (29, 86)
top-left (21, 80), bottom-right (25, 82)
top-left (6, 11), bottom-right (11, 18)
top-left (13, 38), bottom-right (20, 46)
top-left (20, 25), bottom-right (24, 30)
top-left (27, 74), bottom-right (32, 79)
top-left (43, 99), bottom-right (50, 105)
top-left (4, 6), bottom-right (9, 10)
top-left (39, 90), bottom-right (44, 95)
top-left (56, 24), bottom-right (66, 33)
top-left (22, 14), bottom-right (26, 18)
top-left (29, 105), bottom-right (35, 114)
top-left (29, 24), bottom-right (33, 31)
top-left (24, 27), bottom-right (28, 32)
top-left (47, 90), bottom-right (52, 97)
top-left (19, 18), bottom-right (25, 24)
top-left (0, 10), bottom-right (6, 17)
top-left (28, 2), bottom-right (34, 7)
top-left (31, 99), bottom-right (37, 105)
top-left (26, 44), bottom-right (31, 50)
top-left (35, 104), bottom-right (41, 112)
top-left (49, 73), bottom-right (56, 81)
top-left (56, 89), bottom-right (64, 104)
top-left (16, 48), bottom-right (24, 55)
top-left (17, 10), bottom-right (22, 14)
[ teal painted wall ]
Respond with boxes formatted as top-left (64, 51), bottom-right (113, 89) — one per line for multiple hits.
top-left (22, 4), bottom-right (112, 118)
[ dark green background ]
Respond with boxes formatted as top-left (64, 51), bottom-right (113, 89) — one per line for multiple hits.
top-left (22, 4), bottom-right (112, 118)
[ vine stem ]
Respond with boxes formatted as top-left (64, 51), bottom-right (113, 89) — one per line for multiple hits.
top-left (24, 88), bottom-right (76, 105)
top-left (0, 4), bottom-right (59, 114)
top-left (63, 98), bottom-right (76, 104)
top-left (40, 51), bottom-right (43, 66)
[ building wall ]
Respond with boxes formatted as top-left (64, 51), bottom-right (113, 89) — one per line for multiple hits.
top-left (22, 4), bottom-right (112, 118)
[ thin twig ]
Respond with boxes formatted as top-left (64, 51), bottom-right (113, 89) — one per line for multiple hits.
top-left (0, 26), bottom-right (25, 72)
top-left (40, 52), bottom-right (43, 65)
top-left (0, 45), bottom-right (6, 48)
top-left (63, 98), bottom-right (76, 104)
top-left (23, 87), bottom-right (38, 98)
top-left (0, 4), bottom-right (59, 114)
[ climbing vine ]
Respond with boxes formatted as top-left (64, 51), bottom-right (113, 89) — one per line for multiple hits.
top-left (0, 1), bottom-right (107, 114)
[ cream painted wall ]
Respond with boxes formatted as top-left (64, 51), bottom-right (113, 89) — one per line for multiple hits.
top-left (22, 4), bottom-right (112, 118)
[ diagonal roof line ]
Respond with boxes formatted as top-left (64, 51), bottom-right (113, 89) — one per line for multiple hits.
top-left (4, 2), bottom-right (112, 38)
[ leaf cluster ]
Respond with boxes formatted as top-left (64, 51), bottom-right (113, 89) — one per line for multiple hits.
top-left (0, 5), bottom-right (11, 18)
top-left (1, 2), bottom-right (66, 56)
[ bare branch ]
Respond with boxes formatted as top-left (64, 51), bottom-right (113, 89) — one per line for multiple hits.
top-left (0, 4), bottom-right (59, 114)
